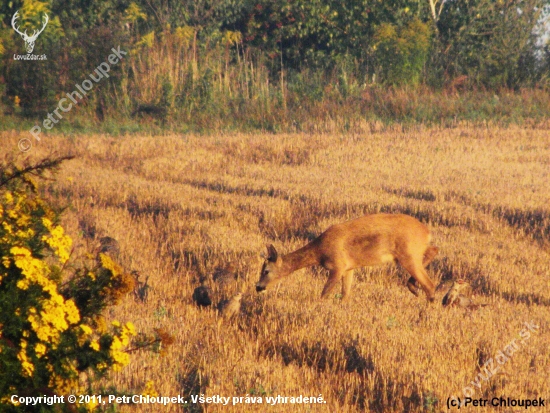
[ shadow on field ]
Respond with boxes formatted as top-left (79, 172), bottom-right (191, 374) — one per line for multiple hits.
top-left (177, 366), bottom-right (207, 413)
top-left (444, 190), bottom-right (550, 247)
top-left (220, 141), bottom-right (313, 166)
top-left (382, 186), bottom-right (437, 202)
top-left (182, 179), bottom-right (291, 200)
top-left (262, 339), bottom-right (375, 375)
top-left (260, 338), bottom-right (437, 412)
top-left (169, 179), bottom-right (494, 238)
top-left (171, 248), bottom-right (214, 274)
top-left (125, 194), bottom-right (171, 219)
top-left (378, 203), bottom-right (492, 233)
top-left (492, 206), bottom-right (550, 247)
top-left (434, 258), bottom-right (550, 307)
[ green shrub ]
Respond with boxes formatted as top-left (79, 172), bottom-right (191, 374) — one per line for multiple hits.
top-left (374, 18), bottom-right (431, 86)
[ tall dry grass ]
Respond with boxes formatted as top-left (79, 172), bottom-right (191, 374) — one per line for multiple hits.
top-left (121, 30), bottom-right (550, 131)
top-left (2, 126), bottom-right (549, 412)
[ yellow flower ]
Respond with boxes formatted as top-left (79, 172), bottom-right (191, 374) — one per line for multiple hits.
top-left (96, 362), bottom-right (108, 372)
top-left (111, 336), bottom-right (123, 351)
top-left (12, 246), bottom-right (56, 291)
top-left (4, 394), bottom-right (19, 405)
top-left (17, 279), bottom-right (30, 289)
top-left (35, 342), bottom-right (47, 357)
top-left (124, 322), bottom-right (136, 336)
top-left (17, 342), bottom-right (34, 377)
top-left (64, 299), bottom-right (81, 324)
top-left (109, 321), bottom-right (136, 371)
top-left (142, 381), bottom-right (158, 397)
top-left (26, 294), bottom-right (80, 346)
top-left (80, 324), bottom-right (93, 335)
top-left (111, 349), bottom-right (130, 371)
top-left (100, 254), bottom-right (123, 277)
top-left (49, 372), bottom-right (77, 394)
top-left (42, 218), bottom-right (73, 264)
top-left (3, 222), bottom-right (14, 235)
top-left (90, 340), bottom-right (100, 351)
top-left (85, 397), bottom-right (99, 412)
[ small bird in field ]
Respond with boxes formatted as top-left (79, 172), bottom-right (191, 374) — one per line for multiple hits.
top-left (217, 292), bottom-right (243, 319)
top-left (442, 279), bottom-right (471, 306)
top-left (193, 285), bottom-right (213, 307)
top-left (442, 279), bottom-right (486, 310)
top-left (132, 270), bottom-right (151, 303)
top-left (98, 236), bottom-right (120, 256)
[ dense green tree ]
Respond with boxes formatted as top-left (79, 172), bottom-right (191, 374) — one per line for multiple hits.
top-left (435, 0), bottom-right (545, 88)
top-left (1, 0), bottom-right (548, 117)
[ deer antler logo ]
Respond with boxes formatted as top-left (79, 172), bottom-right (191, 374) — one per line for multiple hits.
top-left (12, 11), bottom-right (49, 54)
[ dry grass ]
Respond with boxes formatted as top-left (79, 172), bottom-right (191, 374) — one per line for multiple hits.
top-left (2, 126), bottom-right (549, 412)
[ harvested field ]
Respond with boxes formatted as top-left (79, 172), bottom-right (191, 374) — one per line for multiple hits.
top-left (3, 126), bottom-right (549, 412)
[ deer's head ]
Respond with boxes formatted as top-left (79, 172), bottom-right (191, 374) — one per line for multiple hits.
top-left (12, 11), bottom-right (49, 54)
top-left (256, 244), bottom-right (284, 292)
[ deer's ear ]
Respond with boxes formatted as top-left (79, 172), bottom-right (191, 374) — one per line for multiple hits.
top-left (266, 244), bottom-right (278, 262)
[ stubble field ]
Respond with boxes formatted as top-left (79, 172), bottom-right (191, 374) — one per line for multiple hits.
top-left (3, 126), bottom-right (549, 412)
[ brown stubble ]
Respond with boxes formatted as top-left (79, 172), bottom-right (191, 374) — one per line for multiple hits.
top-left (2, 126), bottom-right (549, 412)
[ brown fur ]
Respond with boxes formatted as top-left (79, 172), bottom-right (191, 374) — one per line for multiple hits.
top-left (256, 213), bottom-right (438, 301)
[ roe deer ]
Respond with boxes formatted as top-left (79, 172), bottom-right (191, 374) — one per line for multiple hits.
top-left (256, 213), bottom-right (438, 301)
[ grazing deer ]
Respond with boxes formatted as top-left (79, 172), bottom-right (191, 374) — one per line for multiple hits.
top-left (256, 213), bottom-right (438, 301)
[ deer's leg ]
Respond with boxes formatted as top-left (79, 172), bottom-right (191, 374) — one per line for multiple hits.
top-left (399, 257), bottom-right (436, 302)
top-left (321, 269), bottom-right (342, 299)
top-left (406, 277), bottom-right (420, 296)
top-left (341, 270), bottom-right (354, 301)
top-left (423, 245), bottom-right (439, 267)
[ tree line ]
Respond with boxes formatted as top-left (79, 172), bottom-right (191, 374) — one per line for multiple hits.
top-left (0, 0), bottom-right (549, 126)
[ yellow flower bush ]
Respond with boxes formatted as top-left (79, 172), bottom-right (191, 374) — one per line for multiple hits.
top-left (0, 157), bottom-right (138, 413)
top-left (41, 218), bottom-right (73, 264)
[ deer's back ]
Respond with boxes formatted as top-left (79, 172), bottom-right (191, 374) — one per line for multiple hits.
top-left (317, 214), bottom-right (431, 269)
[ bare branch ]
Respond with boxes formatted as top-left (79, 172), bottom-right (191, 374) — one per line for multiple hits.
top-left (0, 155), bottom-right (75, 188)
